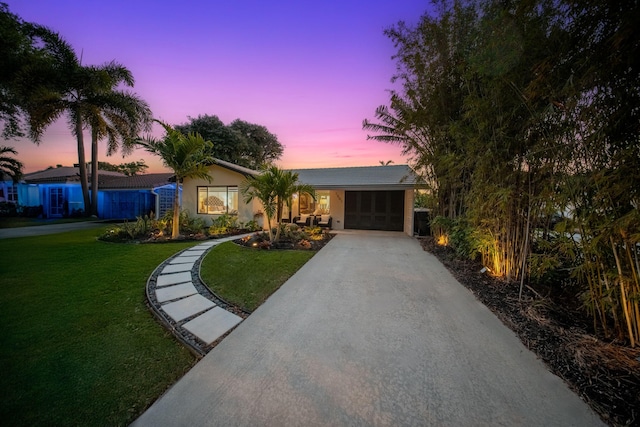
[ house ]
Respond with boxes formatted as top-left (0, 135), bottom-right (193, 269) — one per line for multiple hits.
top-left (98, 173), bottom-right (177, 219)
top-left (289, 165), bottom-right (417, 234)
top-left (20, 166), bottom-right (126, 217)
top-left (18, 166), bottom-right (177, 219)
top-left (182, 158), bottom-right (263, 226)
top-left (184, 161), bottom-right (418, 236)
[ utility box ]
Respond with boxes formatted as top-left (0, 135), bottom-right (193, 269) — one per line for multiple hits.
top-left (414, 208), bottom-right (431, 236)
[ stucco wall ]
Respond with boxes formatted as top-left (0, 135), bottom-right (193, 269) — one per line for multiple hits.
top-left (329, 190), bottom-right (345, 230)
top-left (182, 165), bottom-right (263, 227)
top-left (404, 189), bottom-right (415, 236)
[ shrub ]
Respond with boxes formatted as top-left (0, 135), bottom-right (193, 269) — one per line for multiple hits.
top-left (244, 219), bottom-right (261, 232)
top-left (209, 214), bottom-right (239, 236)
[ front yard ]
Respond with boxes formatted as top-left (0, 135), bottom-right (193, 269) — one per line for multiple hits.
top-left (0, 228), bottom-right (198, 425)
top-left (0, 227), bottom-right (321, 425)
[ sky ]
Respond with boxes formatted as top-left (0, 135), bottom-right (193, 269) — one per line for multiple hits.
top-left (6, 0), bottom-right (433, 173)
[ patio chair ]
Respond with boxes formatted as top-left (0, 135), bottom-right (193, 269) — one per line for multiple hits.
top-left (316, 215), bottom-right (332, 229)
top-left (293, 215), bottom-right (313, 227)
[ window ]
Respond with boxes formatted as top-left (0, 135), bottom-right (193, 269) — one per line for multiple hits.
top-left (298, 191), bottom-right (330, 215)
top-left (198, 186), bottom-right (238, 215)
top-left (6, 185), bottom-right (17, 203)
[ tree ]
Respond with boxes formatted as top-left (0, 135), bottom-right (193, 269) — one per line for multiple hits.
top-left (137, 120), bottom-right (214, 238)
top-left (0, 3), bottom-right (81, 140)
top-left (365, 0), bottom-right (640, 344)
top-left (240, 166), bottom-right (315, 243)
top-left (0, 146), bottom-right (23, 182)
top-left (85, 62), bottom-right (152, 216)
top-left (175, 115), bottom-right (283, 169)
top-left (228, 119), bottom-right (283, 169)
top-left (3, 5), bottom-right (151, 216)
top-left (98, 160), bottom-right (148, 176)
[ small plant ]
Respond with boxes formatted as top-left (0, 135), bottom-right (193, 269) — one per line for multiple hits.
top-left (244, 219), bottom-right (261, 232)
top-left (258, 240), bottom-right (272, 250)
top-left (209, 214), bottom-right (239, 236)
top-left (296, 239), bottom-right (312, 249)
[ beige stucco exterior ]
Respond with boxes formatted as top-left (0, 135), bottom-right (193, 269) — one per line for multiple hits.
top-left (183, 164), bottom-right (416, 235)
top-left (181, 164), bottom-right (263, 227)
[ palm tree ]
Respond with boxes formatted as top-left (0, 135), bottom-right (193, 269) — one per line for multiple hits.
top-left (240, 166), bottom-right (315, 243)
top-left (20, 29), bottom-right (150, 216)
top-left (137, 120), bottom-right (214, 238)
top-left (0, 146), bottom-right (23, 182)
top-left (86, 62), bottom-right (152, 216)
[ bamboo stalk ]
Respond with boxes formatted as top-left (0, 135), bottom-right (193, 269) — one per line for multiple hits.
top-left (611, 236), bottom-right (635, 347)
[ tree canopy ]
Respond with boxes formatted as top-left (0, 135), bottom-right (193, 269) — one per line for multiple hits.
top-left (1, 3), bottom-right (152, 216)
top-left (175, 115), bottom-right (283, 170)
top-left (137, 120), bottom-right (214, 238)
top-left (364, 0), bottom-right (640, 345)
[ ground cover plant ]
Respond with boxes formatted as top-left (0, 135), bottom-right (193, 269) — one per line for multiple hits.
top-left (200, 241), bottom-right (316, 312)
top-left (0, 228), bottom-right (198, 426)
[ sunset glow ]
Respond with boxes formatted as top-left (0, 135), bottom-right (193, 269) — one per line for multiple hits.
top-left (6, 0), bottom-right (432, 173)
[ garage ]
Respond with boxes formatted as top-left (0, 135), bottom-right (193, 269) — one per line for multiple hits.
top-left (344, 190), bottom-right (405, 231)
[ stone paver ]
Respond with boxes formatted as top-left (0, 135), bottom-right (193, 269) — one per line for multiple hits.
top-left (148, 234), bottom-right (254, 353)
top-left (162, 294), bottom-right (216, 322)
top-left (183, 306), bottom-right (243, 344)
top-left (156, 282), bottom-right (198, 303)
top-left (156, 271), bottom-right (192, 287)
top-left (161, 263), bottom-right (194, 274)
top-left (184, 248), bottom-right (207, 254)
top-left (169, 255), bottom-right (201, 264)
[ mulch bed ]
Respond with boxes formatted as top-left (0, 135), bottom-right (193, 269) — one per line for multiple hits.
top-left (419, 236), bottom-right (640, 427)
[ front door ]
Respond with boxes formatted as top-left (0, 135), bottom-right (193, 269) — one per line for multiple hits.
top-left (49, 187), bottom-right (64, 217)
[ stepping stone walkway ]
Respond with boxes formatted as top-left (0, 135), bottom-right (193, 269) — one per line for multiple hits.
top-left (146, 234), bottom-right (255, 357)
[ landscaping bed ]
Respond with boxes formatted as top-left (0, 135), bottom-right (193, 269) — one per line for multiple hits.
top-left (420, 236), bottom-right (640, 426)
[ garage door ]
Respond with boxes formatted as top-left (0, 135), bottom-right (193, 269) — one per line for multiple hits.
top-left (344, 191), bottom-right (405, 231)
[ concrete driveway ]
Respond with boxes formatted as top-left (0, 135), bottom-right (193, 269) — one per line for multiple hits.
top-left (133, 231), bottom-right (603, 426)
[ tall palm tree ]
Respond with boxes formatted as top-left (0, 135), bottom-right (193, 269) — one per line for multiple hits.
top-left (86, 62), bottom-right (152, 216)
top-left (21, 30), bottom-right (150, 216)
top-left (0, 146), bottom-right (23, 183)
top-left (241, 166), bottom-right (315, 243)
top-left (137, 120), bottom-right (214, 238)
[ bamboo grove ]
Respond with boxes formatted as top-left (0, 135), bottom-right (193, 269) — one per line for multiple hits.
top-left (363, 0), bottom-right (640, 345)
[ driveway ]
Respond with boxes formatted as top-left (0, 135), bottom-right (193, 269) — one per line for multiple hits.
top-left (0, 221), bottom-right (106, 239)
top-left (133, 231), bottom-right (603, 426)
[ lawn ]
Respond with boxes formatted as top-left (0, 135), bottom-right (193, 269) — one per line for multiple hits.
top-left (200, 241), bottom-right (315, 311)
top-left (0, 228), bottom-right (198, 426)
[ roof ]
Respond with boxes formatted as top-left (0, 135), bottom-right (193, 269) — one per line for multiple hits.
top-left (213, 158), bottom-right (259, 177)
top-left (23, 167), bottom-right (125, 184)
top-left (99, 173), bottom-right (175, 190)
top-left (289, 165), bottom-right (418, 190)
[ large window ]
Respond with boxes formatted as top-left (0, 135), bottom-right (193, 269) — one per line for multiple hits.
top-left (198, 186), bottom-right (238, 215)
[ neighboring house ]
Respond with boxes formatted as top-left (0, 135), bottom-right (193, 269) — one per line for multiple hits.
top-left (184, 161), bottom-right (418, 236)
top-left (0, 180), bottom-right (18, 204)
top-left (20, 166), bottom-right (125, 217)
top-left (18, 166), bottom-right (177, 220)
top-left (98, 173), bottom-right (177, 220)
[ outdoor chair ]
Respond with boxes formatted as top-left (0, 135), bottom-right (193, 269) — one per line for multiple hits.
top-left (293, 215), bottom-right (313, 227)
top-left (316, 215), bottom-right (332, 229)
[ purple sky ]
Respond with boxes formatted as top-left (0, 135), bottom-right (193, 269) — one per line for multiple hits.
top-left (7, 0), bottom-right (432, 173)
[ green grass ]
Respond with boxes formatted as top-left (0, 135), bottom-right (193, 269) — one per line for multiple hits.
top-left (200, 241), bottom-right (315, 311)
top-left (0, 228), bottom-right (198, 426)
top-left (0, 217), bottom-right (101, 228)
